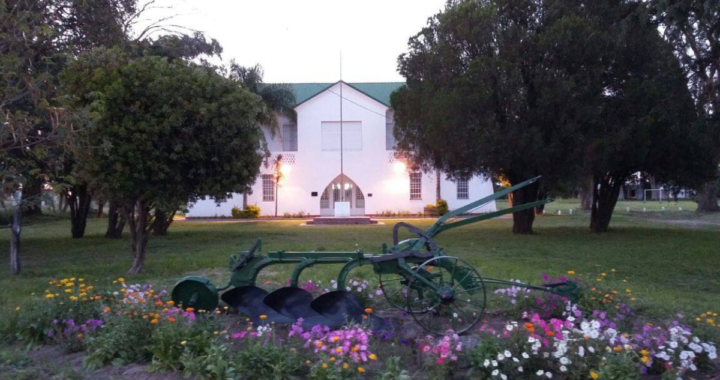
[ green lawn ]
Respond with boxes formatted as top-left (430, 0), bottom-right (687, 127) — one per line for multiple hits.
top-left (1, 207), bottom-right (718, 322)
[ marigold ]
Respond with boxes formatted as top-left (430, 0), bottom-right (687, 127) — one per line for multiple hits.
top-left (77, 333), bottom-right (83, 339)
top-left (186, 307), bottom-right (195, 312)
top-left (260, 314), bottom-right (267, 320)
top-left (358, 367), bottom-right (365, 373)
top-left (567, 270), bottom-right (575, 275)
top-left (364, 308), bottom-right (372, 314)
top-left (524, 322), bottom-right (534, 330)
top-left (590, 371), bottom-right (599, 379)
top-left (330, 357), bottom-right (336, 362)
top-left (150, 319), bottom-right (158, 324)
top-left (343, 363), bottom-right (349, 370)
top-left (168, 317), bottom-right (176, 323)
top-left (45, 294), bottom-right (54, 299)
top-left (322, 363), bottom-right (328, 369)
top-left (369, 354), bottom-right (377, 360)
top-left (167, 300), bottom-right (175, 306)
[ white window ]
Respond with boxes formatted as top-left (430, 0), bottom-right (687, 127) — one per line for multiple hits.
top-left (282, 124), bottom-right (297, 151)
top-left (320, 188), bottom-right (329, 209)
top-left (457, 178), bottom-right (469, 200)
top-left (262, 175), bottom-right (274, 202)
top-left (321, 121), bottom-right (362, 151)
top-left (410, 172), bottom-right (422, 200)
top-left (386, 110), bottom-right (396, 150)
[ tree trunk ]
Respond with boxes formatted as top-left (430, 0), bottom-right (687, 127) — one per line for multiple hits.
top-left (695, 180), bottom-right (720, 212)
top-left (22, 177), bottom-right (43, 217)
top-left (10, 189), bottom-right (22, 274)
top-left (509, 179), bottom-right (540, 234)
top-left (243, 187), bottom-right (248, 209)
top-left (151, 208), bottom-right (176, 236)
top-left (125, 200), bottom-right (150, 275)
top-left (96, 200), bottom-right (104, 218)
top-left (67, 184), bottom-right (92, 238)
top-left (105, 201), bottom-right (126, 238)
top-left (435, 170), bottom-right (441, 202)
top-left (590, 175), bottom-right (623, 233)
top-left (535, 188), bottom-right (547, 215)
top-left (579, 178), bottom-right (593, 210)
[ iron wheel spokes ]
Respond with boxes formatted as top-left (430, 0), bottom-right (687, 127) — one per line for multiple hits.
top-left (406, 256), bottom-right (486, 335)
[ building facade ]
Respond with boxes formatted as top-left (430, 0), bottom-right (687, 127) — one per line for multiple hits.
top-left (186, 82), bottom-right (496, 217)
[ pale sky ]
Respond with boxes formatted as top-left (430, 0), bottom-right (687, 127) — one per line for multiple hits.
top-left (140, 0), bottom-right (447, 83)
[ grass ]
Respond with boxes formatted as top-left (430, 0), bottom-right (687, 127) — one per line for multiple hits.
top-left (0, 204), bottom-right (718, 323)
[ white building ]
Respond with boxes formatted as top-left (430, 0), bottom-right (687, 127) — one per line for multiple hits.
top-left (186, 81), bottom-right (496, 217)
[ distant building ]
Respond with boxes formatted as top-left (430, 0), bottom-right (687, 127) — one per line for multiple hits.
top-left (186, 81), bottom-right (496, 217)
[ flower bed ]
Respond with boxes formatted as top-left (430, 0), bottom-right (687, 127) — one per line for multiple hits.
top-left (1, 272), bottom-right (717, 379)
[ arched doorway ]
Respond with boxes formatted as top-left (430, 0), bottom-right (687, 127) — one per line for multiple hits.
top-left (320, 174), bottom-right (365, 216)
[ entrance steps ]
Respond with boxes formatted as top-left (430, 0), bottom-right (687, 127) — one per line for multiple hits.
top-left (306, 216), bottom-right (378, 225)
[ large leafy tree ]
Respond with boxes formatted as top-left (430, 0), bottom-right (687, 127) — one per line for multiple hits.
top-left (64, 51), bottom-right (265, 274)
top-left (229, 63), bottom-right (296, 209)
top-left (651, 0), bottom-right (720, 212)
top-left (391, 0), bottom-right (707, 233)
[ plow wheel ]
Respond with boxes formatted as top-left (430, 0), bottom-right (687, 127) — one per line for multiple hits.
top-left (406, 256), bottom-right (486, 335)
top-left (379, 270), bottom-right (428, 313)
top-left (171, 276), bottom-right (219, 312)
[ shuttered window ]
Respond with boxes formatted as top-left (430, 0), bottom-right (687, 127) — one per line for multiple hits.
top-left (321, 122), bottom-right (362, 151)
top-left (262, 175), bottom-right (274, 202)
top-left (457, 178), bottom-right (469, 200)
top-left (410, 172), bottom-right (422, 200)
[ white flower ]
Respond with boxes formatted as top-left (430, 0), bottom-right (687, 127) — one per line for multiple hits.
top-left (689, 364), bottom-right (697, 371)
top-left (560, 366), bottom-right (567, 372)
top-left (518, 366), bottom-right (524, 373)
top-left (669, 341), bottom-right (678, 349)
top-left (501, 374), bottom-right (507, 380)
top-left (504, 350), bottom-right (512, 357)
top-left (483, 359), bottom-right (490, 368)
top-left (375, 289), bottom-right (383, 295)
top-left (492, 369), bottom-right (499, 376)
top-left (522, 352), bottom-right (530, 359)
top-left (453, 313), bottom-right (459, 318)
top-left (513, 357), bottom-right (519, 363)
top-left (492, 360), bottom-right (498, 367)
top-left (497, 353), bottom-right (505, 361)
top-left (588, 346), bottom-right (595, 353)
top-left (559, 357), bottom-right (570, 365)
top-left (536, 370), bottom-right (545, 376)
top-left (578, 346), bottom-right (585, 357)
top-left (506, 324), bottom-right (514, 331)
top-left (546, 372), bottom-right (553, 378)
top-left (352, 280), bottom-right (359, 286)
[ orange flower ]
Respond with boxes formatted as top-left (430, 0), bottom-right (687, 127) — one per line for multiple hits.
top-left (524, 322), bottom-right (534, 330)
top-left (77, 333), bottom-right (84, 339)
top-left (259, 314), bottom-right (267, 320)
top-left (546, 330), bottom-right (555, 337)
top-left (168, 317), bottom-right (176, 323)
top-left (186, 307), bottom-right (195, 312)
top-left (427, 266), bottom-right (434, 271)
top-left (150, 319), bottom-right (158, 324)
top-left (364, 308), bottom-right (373, 314)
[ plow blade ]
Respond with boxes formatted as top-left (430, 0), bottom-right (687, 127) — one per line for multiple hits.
top-left (264, 287), bottom-right (336, 329)
top-left (221, 286), bottom-right (295, 326)
top-left (311, 291), bottom-right (392, 331)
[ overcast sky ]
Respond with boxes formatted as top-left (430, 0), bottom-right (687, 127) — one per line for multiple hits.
top-left (140, 0), bottom-right (447, 83)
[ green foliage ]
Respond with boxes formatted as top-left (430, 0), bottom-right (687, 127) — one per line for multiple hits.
top-left (594, 352), bottom-right (641, 380)
top-left (147, 318), bottom-right (220, 373)
top-left (83, 316), bottom-right (154, 370)
top-left (232, 205), bottom-right (261, 219)
top-left (0, 298), bottom-right (100, 348)
top-left (235, 335), bottom-right (304, 380)
top-left (436, 199), bottom-right (449, 216)
top-left (180, 341), bottom-right (236, 380)
top-left (376, 356), bottom-right (411, 380)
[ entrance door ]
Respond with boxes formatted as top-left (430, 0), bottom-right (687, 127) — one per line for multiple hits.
top-left (320, 175), bottom-right (365, 216)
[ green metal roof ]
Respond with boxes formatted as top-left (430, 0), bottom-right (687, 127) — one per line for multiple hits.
top-left (268, 81), bottom-right (405, 108)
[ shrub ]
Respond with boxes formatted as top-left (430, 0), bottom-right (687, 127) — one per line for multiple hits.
top-left (84, 314), bottom-right (155, 370)
top-left (232, 205), bottom-right (261, 219)
top-left (148, 317), bottom-right (220, 373)
top-left (181, 341), bottom-right (236, 379)
top-left (235, 326), bottom-right (304, 380)
top-left (436, 199), bottom-right (449, 216)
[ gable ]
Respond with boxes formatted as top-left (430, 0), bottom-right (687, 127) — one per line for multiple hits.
top-left (266, 81), bottom-right (405, 108)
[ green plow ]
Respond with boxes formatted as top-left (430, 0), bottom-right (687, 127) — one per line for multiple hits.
top-left (172, 176), bottom-right (580, 335)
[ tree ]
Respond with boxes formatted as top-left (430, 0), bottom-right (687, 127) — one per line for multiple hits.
top-left (65, 51), bottom-right (265, 274)
top-left (651, 0), bottom-right (720, 212)
top-left (392, 0), bottom-right (710, 233)
top-left (229, 63), bottom-right (296, 209)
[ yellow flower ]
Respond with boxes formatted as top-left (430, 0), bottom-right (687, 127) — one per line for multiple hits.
top-left (180, 340), bottom-right (187, 345)
top-left (641, 356), bottom-right (650, 364)
top-left (330, 357), bottom-right (336, 362)
top-left (321, 363), bottom-right (328, 369)
top-left (611, 269), bottom-right (616, 272)
top-left (118, 277), bottom-right (125, 283)
top-left (79, 278), bottom-right (84, 282)
top-left (150, 319), bottom-right (158, 324)
top-left (69, 296), bottom-right (78, 301)
top-left (590, 371), bottom-right (599, 379)
top-left (601, 273), bottom-right (607, 277)
top-left (315, 340), bottom-right (324, 348)
top-left (369, 354), bottom-right (377, 361)
top-left (336, 347), bottom-right (343, 354)
top-left (358, 367), bottom-right (365, 373)
top-left (567, 270), bottom-right (575, 275)
top-left (64, 289), bottom-right (72, 293)
top-left (640, 349), bottom-right (649, 356)
top-left (86, 286), bottom-right (93, 291)
top-left (259, 314), bottom-right (267, 320)
top-left (167, 301), bottom-right (174, 306)
top-left (15, 307), bottom-right (20, 311)
top-left (343, 363), bottom-right (349, 370)
top-left (613, 346), bottom-right (623, 352)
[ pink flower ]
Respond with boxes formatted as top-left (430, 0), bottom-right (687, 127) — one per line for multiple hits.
top-left (437, 358), bottom-right (445, 365)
